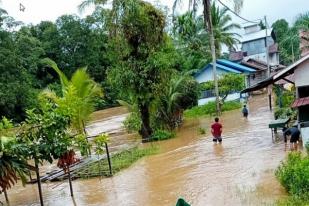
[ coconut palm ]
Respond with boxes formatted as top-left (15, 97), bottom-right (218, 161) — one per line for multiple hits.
top-left (211, 2), bottom-right (240, 55)
top-left (42, 58), bottom-right (103, 136)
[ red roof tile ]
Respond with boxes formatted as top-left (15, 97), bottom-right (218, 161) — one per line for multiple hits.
top-left (291, 97), bottom-right (309, 108)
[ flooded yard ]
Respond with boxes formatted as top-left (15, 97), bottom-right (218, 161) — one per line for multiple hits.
top-left (1, 95), bottom-right (288, 205)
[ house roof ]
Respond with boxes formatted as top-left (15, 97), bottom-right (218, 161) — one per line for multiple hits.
top-left (241, 54), bottom-right (309, 93)
top-left (291, 97), bottom-right (309, 108)
top-left (274, 54), bottom-right (309, 80)
top-left (240, 28), bottom-right (273, 43)
top-left (195, 63), bottom-right (241, 78)
top-left (241, 60), bottom-right (267, 71)
top-left (217, 59), bottom-right (256, 73)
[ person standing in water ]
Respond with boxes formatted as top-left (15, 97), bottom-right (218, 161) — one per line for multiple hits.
top-left (211, 117), bottom-right (222, 143)
top-left (242, 105), bottom-right (248, 118)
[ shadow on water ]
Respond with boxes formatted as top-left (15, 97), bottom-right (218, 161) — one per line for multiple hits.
top-left (1, 95), bottom-right (289, 206)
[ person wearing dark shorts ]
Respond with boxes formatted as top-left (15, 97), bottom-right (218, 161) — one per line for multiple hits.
top-left (242, 105), bottom-right (248, 118)
top-left (283, 126), bottom-right (300, 150)
top-left (211, 117), bottom-right (222, 143)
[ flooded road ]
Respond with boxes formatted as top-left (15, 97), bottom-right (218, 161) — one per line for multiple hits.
top-left (1, 95), bottom-right (288, 205)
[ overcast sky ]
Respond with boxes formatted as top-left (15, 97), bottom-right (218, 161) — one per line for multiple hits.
top-left (1, 0), bottom-right (308, 27)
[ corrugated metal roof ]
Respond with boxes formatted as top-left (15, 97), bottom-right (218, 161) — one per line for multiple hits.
top-left (291, 97), bottom-right (309, 108)
top-left (194, 62), bottom-right (241, 78)
top-left (217, 59), bottom-right (256, 73)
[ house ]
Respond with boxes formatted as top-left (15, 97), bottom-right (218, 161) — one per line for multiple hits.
top-left (241, 58), bottom-right (285, 87)
top-left (230, 23), bottom-right (280, 67)
top-left (242, 54), bottom-right (309, 146)
top-left (195, 59), bottom-right (255, 105)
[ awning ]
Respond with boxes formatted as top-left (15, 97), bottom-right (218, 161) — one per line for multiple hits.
top-left (291, 97), bottom-right (309, 108)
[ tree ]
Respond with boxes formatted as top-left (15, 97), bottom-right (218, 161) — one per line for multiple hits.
top-left (0, 118), bottom-right (31, 204)
top-left (173, 12), bottom-right (211, 71)
top-left (211, 2), bottom-right (240, 55)
top-left (107, 0), bottom-right (168, 141)
top-left (154, 74), bottom-right (199, 130)
top-left (16, 98), bottom-right (73, 206)
top-left (272, 13), bottom-right (309, 65)
top-left (0, 29), bottom-right (39, 121)
top-left (42, 58), bottom-right (103, 137)
top-left (200, 73), bottom-right (245, 111)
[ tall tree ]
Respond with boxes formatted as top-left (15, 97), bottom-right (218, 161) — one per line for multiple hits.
top-left (107, 0), bottom-right (168, 141)
top-left (211, 2), bottom-right (240, 55)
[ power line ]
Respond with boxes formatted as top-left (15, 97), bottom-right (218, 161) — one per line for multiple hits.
top-left (216, 0), bottom-right (259, 24)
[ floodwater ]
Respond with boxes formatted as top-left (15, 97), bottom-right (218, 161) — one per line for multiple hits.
top-left (1, 95), bottom-right (289, 206)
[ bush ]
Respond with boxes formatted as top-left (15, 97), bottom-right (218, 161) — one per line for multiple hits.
top-left (123, 112), bottom-right (141, 133)
top-left (275, 152), bottom-right (309, 198)
top-left (184, 100), bottom-right (241, 118)
top-left (274, 107), bottom-right (297, 120)
top-left (151, 129), bottom-right (175, 141)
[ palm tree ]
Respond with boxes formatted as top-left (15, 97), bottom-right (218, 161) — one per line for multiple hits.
top-left (211, 2), bottom-right (240, 55)
top-left (173, 0), bottom-right (243, 115)
top-left (42, 58), bottom-right (103, 140)
top-left (0, 136), bottom-right (30, 204)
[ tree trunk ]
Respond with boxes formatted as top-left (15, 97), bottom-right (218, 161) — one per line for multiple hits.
top-left (4, 189), bottom-right (9, 204)
top-left (82, 120), bottom-right (91, 156)
top-left (203, 0), bottom-right (220, 116)
top-left (138, 103), bottom-right (153, 142)
top-left (35, 161), bottom-right (44, 206)
top-left (67, 165), bottom-right (73, 197)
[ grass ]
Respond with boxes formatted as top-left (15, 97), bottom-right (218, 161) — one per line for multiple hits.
top-left (75, 146), bottom-right (158, 178)
top-left (277, 196), bottom-right (309, 206)
top-left (184, 100), bottom-right (242, 118)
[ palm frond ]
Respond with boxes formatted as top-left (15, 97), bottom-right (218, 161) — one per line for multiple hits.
top-left (41, 58), bottom-right (69, 89)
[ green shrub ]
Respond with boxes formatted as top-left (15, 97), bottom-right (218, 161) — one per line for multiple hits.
top-left (123, 112), bottom-right (141, 133)
top-left (274, 107), bottom-right (297, 120)
top-left (275, 152), bottom-right (309, 198)
top-left (184, 100), bottom-right (241, 118)
top-left (151, 129), bottom-right (175, 141)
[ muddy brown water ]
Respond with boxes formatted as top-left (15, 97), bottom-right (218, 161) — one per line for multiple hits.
top-left (1, 95), bottom-right (289, 206)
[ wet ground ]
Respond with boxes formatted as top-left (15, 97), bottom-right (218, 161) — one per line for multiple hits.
top-left (1, 95), bottom-right (289, 206)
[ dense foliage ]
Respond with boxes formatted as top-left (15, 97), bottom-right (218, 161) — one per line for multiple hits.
top-left (276, 148), bottom-right (309, 204)
top-left (272, 13), bottom-right (309, 65)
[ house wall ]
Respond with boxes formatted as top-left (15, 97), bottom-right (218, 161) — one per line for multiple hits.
top-left (195, 67), bottom-right (230, 83)
top-left (294, 61), bottom-right (309, 87)
top-left (198, 92), bottom-right (241, 105)
top-left (242, 37), bottom-right (274, 56)
top-left (248, 70), bottom-right (267, 86)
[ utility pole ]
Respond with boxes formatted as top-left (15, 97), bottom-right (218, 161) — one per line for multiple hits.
top-left (265, 16), bottom-right (272, 111)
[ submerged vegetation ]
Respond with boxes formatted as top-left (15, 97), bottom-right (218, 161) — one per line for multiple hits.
top-left (184, 100), bottom-right (242, 118)
top-left (75, 146), bottom-right (158, 178)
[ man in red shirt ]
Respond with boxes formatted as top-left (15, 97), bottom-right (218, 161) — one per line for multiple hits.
top-left (211, 117), bottom-right (222, 143)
